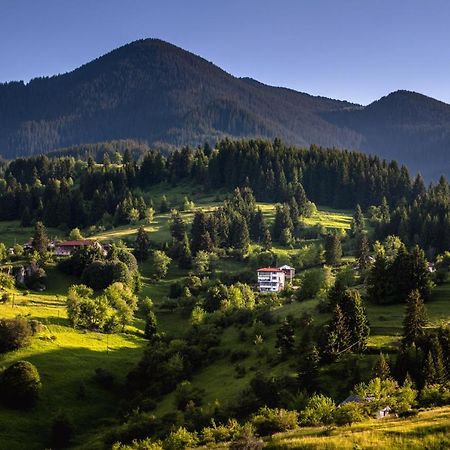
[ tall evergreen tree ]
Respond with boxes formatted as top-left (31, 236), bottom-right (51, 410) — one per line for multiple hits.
top-left (403, 289), bottom-right (427, 346)
top-left (372, 353), bottom-right (391, 380)
top-left (341, 289), bottom-right (370, 352)
top-left (144, 311), bottom-right (158, 340)
top-left (276, 318), bottom-right (295, 358)
top-left (169, 210), bottom-right (187, 242)
top-left (32, 221), bottom-right (48, 256)
top-left (324, 232), bottom-right (342, 266)
top-left (357, 232), bottom-right (371, 271)
top-left (134, 226), bottom-right (151, 262)
top-left (324, 304), bottom-right (350, 360)
top-left (178, 233), bottom-right (192, 269)
top-left (351, 204), bottom-right (364, 236)
top-left (297, 344), bottom-right (320, 393)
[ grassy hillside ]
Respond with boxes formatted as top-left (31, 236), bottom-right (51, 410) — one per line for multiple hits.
top-left (1, 186), bottom-right (449, 449)
top-left (264, 406), bottom-right (450, 449)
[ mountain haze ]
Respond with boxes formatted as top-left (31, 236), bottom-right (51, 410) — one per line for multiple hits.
top-left (1, 38), bottom-right (449, 178)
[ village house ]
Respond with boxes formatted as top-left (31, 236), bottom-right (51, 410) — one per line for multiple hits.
top-left (257, 267), bottom-right (286, 292)
top-left (339, 394), bottom-right (391, 419)
top-left (279, 264), bottom-right (295, 283)
top-left (53, 240), bottom-right (105, 257)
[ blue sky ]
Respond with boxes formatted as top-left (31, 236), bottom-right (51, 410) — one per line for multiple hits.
top-left (1, 0), bottom-right (449, 105)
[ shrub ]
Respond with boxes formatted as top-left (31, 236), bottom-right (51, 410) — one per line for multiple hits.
top-left (163, 427), bottom-right (198, 450)
top-left (202, 419), bottom-right (244, 444)
top-left (0, 318), bottom-right (33, 353)
top-left (297, 267), bottom-right (331, 301)
top-left (299, 394), bottom-right (336, 426)
top-left (0, 360), bottom-right (41, 408)
top-left (51, 410), bottom-right (75, 448)
top-left (333, 402), bottom-right (364, 426)
top-left (0, 272), bottom-right (15, 289)
top-left (250, 406), bottom-right (298, 436)
top-left (420, 384), bottom-right (450, 407)
top-left (113, 439), bottom-right (163, 450)
top-left (174, 380), bottom-right (204, 410)
top-left (140, 297), bottom-right (154, 315)
top-left (229, 424), bottom-right (263, 450)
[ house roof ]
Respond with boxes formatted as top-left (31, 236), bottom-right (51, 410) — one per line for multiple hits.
top-left (56, 240), bottom-right (95, 247)
top-left (339, 395), bottom-right (365, 405)
top-left (279, 265), bottom-right (294, 270)
top-left (257, 267), bottom-right (284, 273)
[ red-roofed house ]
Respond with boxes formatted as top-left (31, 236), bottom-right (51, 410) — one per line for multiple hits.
top-left (257, 267), bottom-right (286, 292)
top-left (54, 240), bottom-right (104, 257)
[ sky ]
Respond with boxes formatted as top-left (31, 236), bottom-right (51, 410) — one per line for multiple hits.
top-left (1, 0), bottom-right (449, 105)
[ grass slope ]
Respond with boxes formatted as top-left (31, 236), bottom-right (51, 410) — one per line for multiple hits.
top-left (267, 406), bottom-right (450, 449)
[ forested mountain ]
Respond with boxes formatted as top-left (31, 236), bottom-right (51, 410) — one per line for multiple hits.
top-left (1, 38), bottom-right (450, 178)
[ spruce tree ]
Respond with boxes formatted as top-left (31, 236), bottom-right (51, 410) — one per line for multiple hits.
top-left (341, 289), bottom-right (370, 352)
top-left (134, 226), bottom-right (151, 262)
top-left (169, 210), bottom-right (186, 242)
top-left (357, 232), bottom-right (371, 271)
top-left (372, 353), bottom-right (391, 380)
top-left (324, 304), bottom-right (350, 360)
top-left (351, 204), bottom-right (364, 236)
top-left (325, 232), bottom-right (342, 266)
top-left (144, 311), bottom-right (158, 340)
top-left (33, 221), bottom-right (48, 256)
top-left (262, 228), bottom-right (272, 250)
top-left (431, 337), bottom-right (447, 385)
top-left (178, 233), bottom-right (192, 269)
top-left (276, 318), bottom-right (295, 358)
top-left (298, 345), bottom-right (320, 393)
top-left (403, 289), bottom-right (427, 346)
top-left (423, 351), bottom-right (437, 385)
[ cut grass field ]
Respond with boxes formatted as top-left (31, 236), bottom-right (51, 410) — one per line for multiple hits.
top-left (266, 406), bottom-right (450, 449)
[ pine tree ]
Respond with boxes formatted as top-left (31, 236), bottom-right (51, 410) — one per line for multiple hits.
top-left (262, 228), bottom-right (272, 250)
top-left (380, 197), bottom-right (390, 223)
top-left (324, 304), bottom-right (350, 360)
top-left (372, 353), bottom-right (391, 379)
top-left (229, 215), bottom-right (250, 250)
top-left (341, 289), bottom-right (370, 352)
top-left (403, 289), bottom-right (427, 346)
top-left (325, 233), bottom-right (342, 266)
top-left (32, 221), bottom-right (48, 256)
top-left (159, 195), bottom-right (170, 213)
top-left (351, 204), bottom-right (364, 236)
top-left (431, 337), bottom-right (447, 385)
top-left (134, 226), bottom-right (151, 262)
top-left (170, 210), bottom-right (187, 242)
top-left (423, 351), bottom-right (437, 385)
top-left (298, 344), bottom-right (320, 393)
top-left (273, 204), bottom-right (293, 242)
top-left (276, 318), bottom-right (295, 358)
top-left (178, 233), bottom-right (192, 269)
top-left (144, 311), bottom-right (158, 340)
top-left (357, 233), bottom-right (371, 271)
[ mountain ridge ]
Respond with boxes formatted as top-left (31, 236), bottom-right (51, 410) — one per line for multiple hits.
top-left (1, 38), bottom-right (449, 178)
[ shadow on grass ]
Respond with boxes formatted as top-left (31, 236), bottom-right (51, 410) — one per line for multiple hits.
top-left (0, 343), bottom-right (145, 450)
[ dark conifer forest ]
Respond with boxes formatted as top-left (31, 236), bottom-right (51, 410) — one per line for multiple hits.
top-left (1, 138), bottom-right (449, 255)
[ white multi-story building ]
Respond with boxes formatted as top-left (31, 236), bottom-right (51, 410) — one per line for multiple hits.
top-left (257, 268), bottom-right (286, 292)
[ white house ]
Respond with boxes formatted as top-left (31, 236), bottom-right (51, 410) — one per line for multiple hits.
top-left (279, 264), bottom-right (295, 283)
top-left (257, 268), bottom-right (286, 292)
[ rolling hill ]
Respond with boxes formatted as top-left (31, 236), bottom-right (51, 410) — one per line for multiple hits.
top-left (1, 38), bottom-right (450, 178)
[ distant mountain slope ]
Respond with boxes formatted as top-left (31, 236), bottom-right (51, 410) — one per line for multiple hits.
top-left (0, 38), bottom-right (450, 178)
